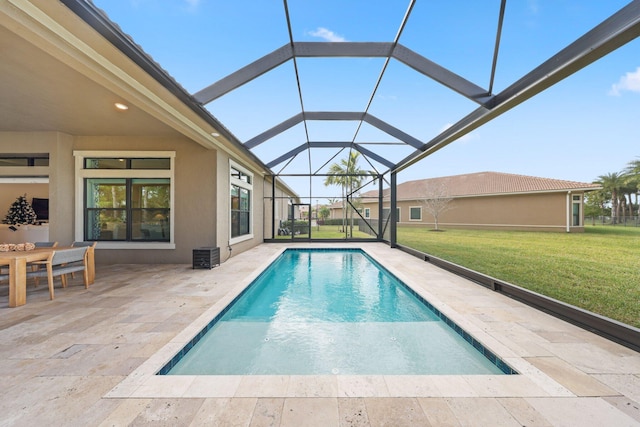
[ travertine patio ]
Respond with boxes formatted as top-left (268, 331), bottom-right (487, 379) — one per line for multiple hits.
top-left (0, 243), bottom-right (638, 426)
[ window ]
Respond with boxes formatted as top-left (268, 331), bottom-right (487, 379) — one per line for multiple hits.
top-left (0, 153), bottom-right (49, 166)
top-left (75, 151), bottom-right (175, 249)
top-left (85, 178), bottom-right (170, 241)
top-left (84, 158), bottom-right (170, 170)
top-left (410, 206), bottom-right (422, 221)
top-left (364, 208), bottom-right (370, 218)
top-left (230, 161), bottom-right (253, 242)
top-left (572, 195), bottom-right (581, 226)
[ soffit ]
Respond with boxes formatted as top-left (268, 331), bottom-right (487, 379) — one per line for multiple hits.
top-left (0, 0), bottom-right (267, 171)
top-left (0, 22), bottom-right (182, 137)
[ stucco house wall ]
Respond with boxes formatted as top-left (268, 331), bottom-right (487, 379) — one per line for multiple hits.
top-left (0, 131), bottom-right (282, 264)
top-left (359, 172), bottom-right (599, 233)
top-left (392, 191), bottom-right (583, 232)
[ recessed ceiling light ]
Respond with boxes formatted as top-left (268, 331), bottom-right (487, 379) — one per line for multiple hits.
top-left (114, 102), bottom-right (129, 110)
top-left (211, 132), bottom-right (220, 137)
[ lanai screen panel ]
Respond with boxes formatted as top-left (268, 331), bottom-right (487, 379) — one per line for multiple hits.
top-left (85, 0), bottom-right (640, 220)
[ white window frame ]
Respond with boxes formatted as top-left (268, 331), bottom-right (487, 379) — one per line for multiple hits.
top-left (409, 206), bottom-right (422, 221)
top-left (74, 150), bottom-right (176, 250)
top-left (229, 160), bottom-right (254, 245)
top-left (572, 194), bottom-right (582, 227)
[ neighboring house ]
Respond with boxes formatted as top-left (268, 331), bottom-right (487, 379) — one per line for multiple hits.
top-left (359, 172), bottom-right (601, 232)
top-left (0, 1), bottom-right (295, 264)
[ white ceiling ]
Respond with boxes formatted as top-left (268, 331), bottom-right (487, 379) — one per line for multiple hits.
top-left (0, 24), bottom-right (181, 137)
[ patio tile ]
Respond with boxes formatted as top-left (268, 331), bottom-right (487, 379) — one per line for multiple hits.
top-left (236, 375), bottom-right (290, 397)
top-left (444, 397), bottom-right (522, 426)
top-left (497, 397), bottom-right (553, 426)
top-left (338, 397), bottom-right (371, 426)
top-left (383, 375), bottom-right (441, 397)
top-left (188, 397), bottom-right (257, 426)
top-left (526, 397), bottom-right (640, 427)
top-left (280, 397), bottom-right (339, 427)
top-left (286, 375), bottom-right (338, 397)
top-left (126, 397), bottom-right (205, 426)
top-left (0, 375), bottom-right (122, 426)
top-left (183, 375), bottom-right (242, 397)
top-left (97, 398), bottom-right (153, 427)
top-left (539, 342), bottom-right (640, 374)
top-left (430, 376), bottom-right (478, 397)
top-left (592, 374), bottom-right (640, 403)
top-left (525, 357), bottom-right (620, 397)
top-left (463, 374), bottom-right (549, 397)
top-left (417, 397), bottom-right (462, 426)
top-left (249, 397), bottom-right (285, 427)
top-left (338, 375), bottom-right (390, 397)
top-left (364, 397), bottom-right (432, 426)
top-left (132, 375), bottom-right (196, 398)
top-left (602, 396), bottom-right (640, 423)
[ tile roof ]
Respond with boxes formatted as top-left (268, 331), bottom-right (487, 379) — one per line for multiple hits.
top-left (361, 171), bottom-right (601, 200)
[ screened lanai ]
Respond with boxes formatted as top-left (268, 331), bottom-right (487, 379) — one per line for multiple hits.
top-left (80, 0), bottom-right (640, 244)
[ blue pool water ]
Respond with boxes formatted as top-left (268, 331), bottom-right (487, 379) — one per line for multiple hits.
top-left (162, 249), bottom-right (515, 375)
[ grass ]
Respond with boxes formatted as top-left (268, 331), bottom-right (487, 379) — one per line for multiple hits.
top-left (397, 225), bottom-right (640, 328)
top-left (274, 225), bottom-right (371, 240)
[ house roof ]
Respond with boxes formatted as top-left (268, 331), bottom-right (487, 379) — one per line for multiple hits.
top-left (361, 172), bottom-right (601, 200)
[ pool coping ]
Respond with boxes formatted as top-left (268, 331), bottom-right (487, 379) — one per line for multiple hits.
top-left (105, 243), bottom-right (576, 399)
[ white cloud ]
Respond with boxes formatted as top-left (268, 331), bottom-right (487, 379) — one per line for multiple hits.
top-left (439, 123), bottom-right (478, 144)
top-left (308, 27), bottom-right (346, 42)
top-left (609, 67), bottom-right (640, 96)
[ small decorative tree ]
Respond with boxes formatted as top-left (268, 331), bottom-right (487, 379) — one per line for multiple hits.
top-left (419, 182), bottom-right (453, 231)
top-left (3, 194), bottom-right (37, 225)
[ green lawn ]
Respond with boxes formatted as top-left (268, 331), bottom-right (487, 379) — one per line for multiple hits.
top-left (397, 225), bottom-right (640, 328)
top-left (274, 225), bottom-right (371, 240)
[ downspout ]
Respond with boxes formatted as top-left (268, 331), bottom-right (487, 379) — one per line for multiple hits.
top-left (390, 172), bottom-right (397, 248)
top-left (566, 191), bottom-right (571, 233)
top-left (271, 175), bottom-right (276, 239)
top-left (378, 174), bottom-right (384, 240)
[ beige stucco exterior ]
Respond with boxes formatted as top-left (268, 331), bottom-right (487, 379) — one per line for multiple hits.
top-left (361, 190), bottom-right (589, 232)
top-left (0, 135), bottom-right (297, 264)
top-left (0, 131), bottom-right (293, 264)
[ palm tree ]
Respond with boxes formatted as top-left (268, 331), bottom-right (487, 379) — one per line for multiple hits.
top-left (624, 158), bottom-right (640, 216)
top-left (595, 172), bottom-right (624, 224)
top-left (324, 151), bottom-right (371, 237)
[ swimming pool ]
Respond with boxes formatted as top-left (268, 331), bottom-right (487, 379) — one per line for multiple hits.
top-left (160, 248), bottom-right (515, 375)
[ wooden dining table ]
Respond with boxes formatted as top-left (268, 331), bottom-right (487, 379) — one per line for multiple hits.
top-left (0, 246), bottom-right (95, 307)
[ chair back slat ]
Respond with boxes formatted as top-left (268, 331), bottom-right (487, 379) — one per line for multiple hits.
top-left (71, 241), bottom-right (97, 248)
top-left (35, 241), bottom-right (58, 248)
top-left (51, 247), bottom-right (87, 265)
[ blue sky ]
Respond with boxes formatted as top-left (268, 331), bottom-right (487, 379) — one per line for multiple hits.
top-left (93, 0), bottom-right (639, 201)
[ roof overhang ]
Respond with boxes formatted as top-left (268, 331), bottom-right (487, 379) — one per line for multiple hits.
top-left (0, 0), bottom-right (272, 175)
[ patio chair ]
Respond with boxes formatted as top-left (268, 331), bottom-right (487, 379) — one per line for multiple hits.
top-left (26, 247), bottom-right (89, 300)
top-left (31, 241), bottom-right (58, 286)
top-left (69, 241), bottom-right (96, 278)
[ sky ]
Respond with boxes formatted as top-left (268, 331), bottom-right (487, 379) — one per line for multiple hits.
top-left (92, 0), bottom-right (640, 202)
